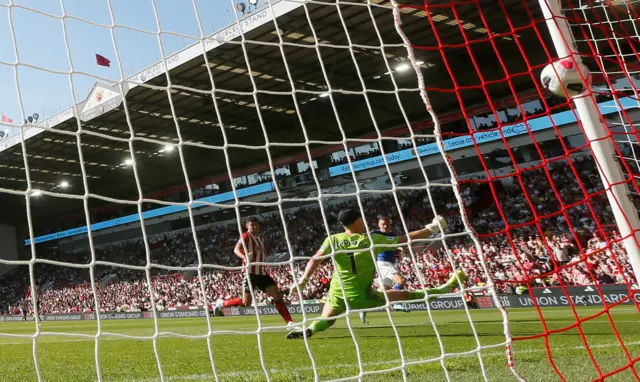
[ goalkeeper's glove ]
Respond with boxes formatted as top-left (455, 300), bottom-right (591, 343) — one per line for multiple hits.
top-left (288, 277), bottom-right (309, 298)
top-left (426, 215), bottom-right (447, 234)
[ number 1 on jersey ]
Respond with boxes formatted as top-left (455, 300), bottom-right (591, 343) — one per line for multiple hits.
top-left (347, 253), bottom-right (357, 274)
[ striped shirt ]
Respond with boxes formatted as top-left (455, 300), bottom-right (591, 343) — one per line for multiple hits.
top-left (238, 232), bottom-right (267, 275)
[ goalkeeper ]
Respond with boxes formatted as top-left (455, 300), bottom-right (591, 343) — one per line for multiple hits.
top-left (286, 208), bottom-right (465, 340)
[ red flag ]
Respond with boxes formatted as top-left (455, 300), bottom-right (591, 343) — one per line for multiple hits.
top-left (95, 54), bottom-right (111, 67)
top-left (2, 115), bottom-right (13, 123)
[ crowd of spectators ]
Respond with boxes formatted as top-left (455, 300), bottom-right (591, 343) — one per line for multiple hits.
top-left (330, 148), bottom-right (383, 166)
top-left (1, 153), bottom-right (638, 315)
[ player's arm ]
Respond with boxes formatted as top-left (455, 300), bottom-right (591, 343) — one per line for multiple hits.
top-left (234, 237), bottom-right (247, 260)
top-left (288, 237), bottom-right (331, 297)
top-left (397, 216), bottom-right (447, 245)
top-left (297, 250), bottom-right (324, 283)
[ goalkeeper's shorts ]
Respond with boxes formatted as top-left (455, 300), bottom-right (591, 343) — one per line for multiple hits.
top-left (326, 287), bottom-right (387, 314)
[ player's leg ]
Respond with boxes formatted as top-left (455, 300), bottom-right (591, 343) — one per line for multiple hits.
top-left (359, 285), bottom-right (378, 323)
top-left (464, 292), bottom-right (479, 309)
top-left (361, 274), bottom-right (393, 324)
top-left (377, 261), bottom-right (409, 313)
top-left (37, 300), bottom-right (43, 325)
top-left (233, 274), bottom-right (255, 307)
top-left (353, 287), bottom-right (395, 325)
top-left (213, 294), bottom-right (250, 316)
top-left (287, 292), bottom-right (345, 339)
top-left (286, 268), bottom-right (459, 340)
top-left (356, 270), bottom-right (465, 318)
top-left (387, 269), bottom-right (466, 303)
top-left (263, 280), bottom-right (293, 325)
top-left (390, 273), bottom-right (410, 312)
top-left (242, 291), bottom-right (253, 307)
top-left (214, 274), bottom-right (253, 315)
top-left (362, 261), bottom-right (394, 324)
top-left (392, 273), bottom-right (407, 288)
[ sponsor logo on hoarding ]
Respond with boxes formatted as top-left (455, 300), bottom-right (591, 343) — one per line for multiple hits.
top-left (2, 285), bottom-right (638, 323)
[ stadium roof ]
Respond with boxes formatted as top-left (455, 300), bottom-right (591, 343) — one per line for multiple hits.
top-left (0, 0), bottom-right (626, 228)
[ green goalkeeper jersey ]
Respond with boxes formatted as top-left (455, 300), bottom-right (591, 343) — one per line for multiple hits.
top-left (318, 232), bottom-right (400, 299)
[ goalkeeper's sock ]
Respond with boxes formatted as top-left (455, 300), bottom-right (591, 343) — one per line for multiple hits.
top-left (408, 286), bottom-right (450, 301)
top-left (274, 301), bottom-right (293, 323)
top-left (223, 298), bottom-right (243, 307)
top-left (309, 318), bottom-right (334, 334)
top-left (444, 270), bottom-right (467, 291)
top-left (408, 270), bottom-right (466, 301)
top-left (408, 290), bottom-right (426, 300)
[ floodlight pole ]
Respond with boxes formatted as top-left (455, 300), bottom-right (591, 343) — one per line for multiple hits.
top-left (539, 0), bottom-right (640, 285)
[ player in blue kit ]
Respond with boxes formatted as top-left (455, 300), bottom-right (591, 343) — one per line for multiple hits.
top-left (360, 216), bottom-right (410, 324)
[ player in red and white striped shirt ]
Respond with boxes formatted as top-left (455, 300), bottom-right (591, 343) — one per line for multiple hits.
top-left (214, 217), bottom-right (293, 325)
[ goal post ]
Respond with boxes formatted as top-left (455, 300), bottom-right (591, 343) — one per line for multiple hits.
top-left (538, 0), bottom-right (640, 290)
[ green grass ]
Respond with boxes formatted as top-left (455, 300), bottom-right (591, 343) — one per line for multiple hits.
top-left (1, 306), bottom-right (639, 381)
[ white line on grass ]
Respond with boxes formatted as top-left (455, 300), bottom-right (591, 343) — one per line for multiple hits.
top-left (1, 319), bottom-right (638, 344)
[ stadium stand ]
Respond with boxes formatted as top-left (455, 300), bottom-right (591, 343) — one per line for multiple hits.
top-left (1, 150), bottom-right (636, 316)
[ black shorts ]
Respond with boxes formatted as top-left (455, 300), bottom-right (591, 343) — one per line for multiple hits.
top-left (243, 274), bottom-right (276, 293)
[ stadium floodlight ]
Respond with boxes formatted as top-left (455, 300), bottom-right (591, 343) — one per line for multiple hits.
top-left (59, 181), bottom-right (69, 188)
top-left (123, 159), bottom-right (133, 166)
top-left (395, 63), bottom-right (410, 72)
top-left (159, 145), bottom-right (174, 153)
top-left (31, 190), bottom-right (42, 197)
top-left (236, 2), bottom-right (246, 14)
top-left (319, 92), bottom-right (330, 98)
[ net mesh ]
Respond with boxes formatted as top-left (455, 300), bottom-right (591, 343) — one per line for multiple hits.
top-left (0, 0), bottom-right (640, 380)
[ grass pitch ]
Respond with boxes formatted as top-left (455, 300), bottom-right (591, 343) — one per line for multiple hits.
top-left (1, 306), bottom-right (639, 381)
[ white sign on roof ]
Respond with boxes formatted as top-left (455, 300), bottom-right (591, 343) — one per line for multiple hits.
top-left (82, 84), bottom-right (121, 114)
top-left (126, 0), bottom-right (301, 88)
top-left (0, 108), bottom-right (76, 152)
top-left (39, 108), bottom-right (75, 130)
top-left (80, 84), bottom-right (123, 122)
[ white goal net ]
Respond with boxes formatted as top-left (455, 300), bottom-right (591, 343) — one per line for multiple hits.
top-left (1, 0), bottom-right (640, 380)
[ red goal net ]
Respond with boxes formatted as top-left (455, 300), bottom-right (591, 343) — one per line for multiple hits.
top-left (392, 0), bottom-right (640, 379)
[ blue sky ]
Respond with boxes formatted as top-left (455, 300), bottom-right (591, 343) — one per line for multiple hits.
top-left (0, 0), bottom-right (238, 126)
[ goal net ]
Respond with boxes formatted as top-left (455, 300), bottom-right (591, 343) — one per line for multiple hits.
top-left (1, 0), bottom-right (640, 380)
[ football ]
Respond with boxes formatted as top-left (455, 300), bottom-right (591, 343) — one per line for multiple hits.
top-left (540, 58), bottom-right (592, 97)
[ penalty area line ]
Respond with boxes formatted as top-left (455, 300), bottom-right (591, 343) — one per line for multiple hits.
top-left (0, 320), bottom-right (637, 345)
